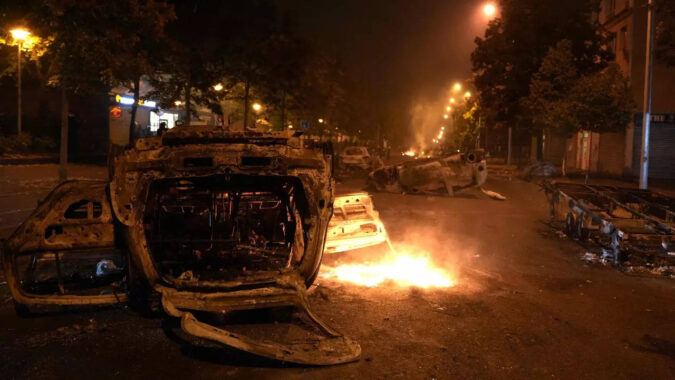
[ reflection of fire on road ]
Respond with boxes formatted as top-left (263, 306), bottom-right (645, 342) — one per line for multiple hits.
top-left (321, 241), bottom-right (455, 288)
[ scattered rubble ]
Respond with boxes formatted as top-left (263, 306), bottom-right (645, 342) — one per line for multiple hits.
top-left (544, 181), bottom-right (675, 272)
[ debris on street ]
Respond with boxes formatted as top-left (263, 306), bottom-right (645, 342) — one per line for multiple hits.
top-left (543, 181), bottom-right (675, 267)
top-left (324, 192), bottom-right (388, 254)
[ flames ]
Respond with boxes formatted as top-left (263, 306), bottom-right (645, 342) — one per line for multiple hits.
top-left (320, 248), bottom-right (455, 289)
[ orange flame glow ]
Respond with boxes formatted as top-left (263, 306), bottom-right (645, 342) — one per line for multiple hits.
top-left (320, 252), bottom-right (454, 289)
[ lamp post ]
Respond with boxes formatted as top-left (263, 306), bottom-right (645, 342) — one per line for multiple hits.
top-left (639, 0), bottom-right (655, 189)
top-left (10, 28), bottom-right (30, 135)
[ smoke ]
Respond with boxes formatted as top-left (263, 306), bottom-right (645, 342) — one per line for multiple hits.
top-left (407, 92), bottom-right (453, 152)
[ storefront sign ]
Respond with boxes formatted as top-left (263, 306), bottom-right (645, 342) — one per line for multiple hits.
top-left (110, 106), bottom-right (122, 119)
top-left (114, 94), bottom-right (157, 108)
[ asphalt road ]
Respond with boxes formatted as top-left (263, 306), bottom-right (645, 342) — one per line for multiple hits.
top-left (1, 165), bottom-right (674, 379)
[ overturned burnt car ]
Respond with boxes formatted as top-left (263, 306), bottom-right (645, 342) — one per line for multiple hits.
top-left (367, 151), bottom-right (487, 196)
top-left (2, 127), bottom-right (360, 365)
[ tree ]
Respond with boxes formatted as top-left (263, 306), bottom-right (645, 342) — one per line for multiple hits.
top-left (471, 0), bottom-right (612, 130)
top-left (449, 100), bottom-right (482, 152)
top-left (523, 40), bottom-right (633, 139)
top-left (656, 0), bottom-right (675, 67)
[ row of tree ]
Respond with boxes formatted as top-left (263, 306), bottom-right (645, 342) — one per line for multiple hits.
top-left (469, 0), bottom-right (675, 159)
top-left (0, 0), bottom-right (355, 152)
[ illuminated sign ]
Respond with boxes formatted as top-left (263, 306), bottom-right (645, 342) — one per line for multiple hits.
top-left (114, 94), bottom-right (157, 108)
top-left (110, 106), bottom-right (122, 119)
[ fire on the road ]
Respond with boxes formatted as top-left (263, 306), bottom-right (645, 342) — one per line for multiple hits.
top-left (320, 248), bottom-right (455, 288)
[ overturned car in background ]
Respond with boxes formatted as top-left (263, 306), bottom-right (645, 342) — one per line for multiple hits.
top-left (367, 151), bottom-right (487, 196)
top-left (2, 127), bottom-right (360, 365)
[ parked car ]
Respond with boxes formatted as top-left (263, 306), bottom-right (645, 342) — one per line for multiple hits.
top-left (339, 146), bottom-right (372, 170)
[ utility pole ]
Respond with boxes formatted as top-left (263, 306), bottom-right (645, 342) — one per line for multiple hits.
top-left (17, 41), bottom-right (22, 135)
top-left (639, 0), bottom-right (655, 189)
top-left (507, 127), bottom-right (512, 165)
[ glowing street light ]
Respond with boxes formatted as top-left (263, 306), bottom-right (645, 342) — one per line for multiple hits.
top-left (443, 114), bottom-right (449, 119)
top-left (318, 118), bottom-right (324, 124)
top-left (252, 103), bottom-right (262, 112)
top-left (445, 106), bottom-right (451, 112)
top-left (174, 100), bottom-right (183, 106)
top-left (464, 91), bottom-right (472, 99)
top-left (10, 28), bottom-right (30, 41)
top-left (449, 98), bottom-right (456, 104)
top-left (10, 28), bottom-right (30, 135)
top-left (288, 124), bottom-right (294, 129)
top-left (453, 83), bottom-right (462, 92)
top-left (483, 3), bottom-right (497, 18)
top-left (213, 83), bottom-right (224, 91)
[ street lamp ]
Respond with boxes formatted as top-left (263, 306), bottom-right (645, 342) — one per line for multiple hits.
top-left (318, 118), bottom-right (324, 124)
top-left (449, 98), bottom-right (456, 104)
top-left (10, 28), bottom-right (30, 135)
top-left (213, 83), bottom-right (223, 91)
top-left (453, 83), bottom-right (462, 92)
top-left (464, 91), bottom-right (472, 99)
top-left (443, 114), bottom-right (449, 119)
top-left (483, 3), bottom-right (497, 18)
top-left (445, 106), bottom-right (451, 112)
top-left (252, 103), bottom-right (262, 112)
top-left (174, 100), bottom-right (183, 106)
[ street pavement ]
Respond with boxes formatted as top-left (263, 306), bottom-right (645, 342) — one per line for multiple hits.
top-left (0, 165), bottom-right (674, 379)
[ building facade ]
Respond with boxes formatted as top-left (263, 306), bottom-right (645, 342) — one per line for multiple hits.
top-left (545, 0), bottom-right (675, 179)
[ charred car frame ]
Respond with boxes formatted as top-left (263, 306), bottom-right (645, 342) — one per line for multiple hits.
top-left (2, 127), bottom-right (361, 365)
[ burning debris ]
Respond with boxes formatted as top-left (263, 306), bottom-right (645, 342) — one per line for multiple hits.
top-left (320, 250), bottom-right (455, 288)
top-left (543, 181), bottom-right (675, 267)
top-left (2, 127), bottom-right (361, 365)
top-left (367, 151), bottom-right (487, 196)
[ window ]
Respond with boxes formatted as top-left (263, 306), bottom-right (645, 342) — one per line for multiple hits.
top-left (64, 200), bottom-right (102, 219)
top-left (620, 26), bottom-right (629, 60)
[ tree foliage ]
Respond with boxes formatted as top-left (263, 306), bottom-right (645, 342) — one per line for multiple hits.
top-left (656, 0), bottom-right (675, 67)
top-left (523, 40), bottom-right (633, 137)
top-left (471, 0), bottom-right (612, 127)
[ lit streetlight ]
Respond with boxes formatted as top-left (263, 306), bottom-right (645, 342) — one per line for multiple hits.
top-left (443, 114), bottom-right (449, 119)
top-left (10, 28), bottom-right (30, 135)
top-left (445, 106), bottom-right (451, 112)
top-left (318, 118), bottom-right (324, 124)
top-left (174, 100), bottom-right (183, 106)
top-left (288, 124), bottom-right (293, 129)
top-left (449, 98), bottom-right (456, 104)
top-left (453, 83), bottom-right (462, 92)
top-left (213, 83), bottom-right (224, 91)
top-left (252, 103), bottom-right (262, 112)
top-left (464, 91), bottom-right (472, 99)
top-left (483, 3), bottom-right (497, 18)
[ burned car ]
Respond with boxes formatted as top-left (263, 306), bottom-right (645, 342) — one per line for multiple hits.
top-left (2, 127), bottom-right (360, 365)
top-left (368, 151), bottom-right (487, 196)
top-left (324, 192), bottom-right (388, 254)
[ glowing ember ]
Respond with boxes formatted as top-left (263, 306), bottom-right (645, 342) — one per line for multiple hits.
top-left (320, 253), bottom-right (454, 288)
top-left (402, 149), bottom-right (416, 157)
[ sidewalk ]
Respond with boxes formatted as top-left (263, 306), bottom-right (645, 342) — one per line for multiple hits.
top-left (0, 163), bottom-right (107, 238)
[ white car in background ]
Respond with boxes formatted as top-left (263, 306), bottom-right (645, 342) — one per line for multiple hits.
top-left (339, 146), bottom-right (372, 170)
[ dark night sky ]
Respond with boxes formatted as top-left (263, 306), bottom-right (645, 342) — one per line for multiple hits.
top-left (276, 0), bottom-right (493, 142)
